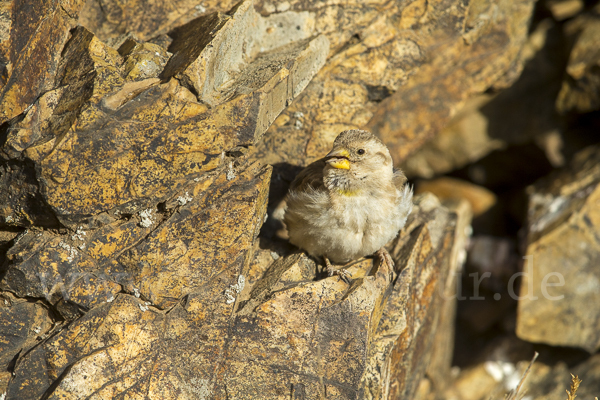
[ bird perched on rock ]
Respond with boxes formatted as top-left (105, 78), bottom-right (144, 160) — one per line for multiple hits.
top-left (283, 129), bottom-right (413, 281)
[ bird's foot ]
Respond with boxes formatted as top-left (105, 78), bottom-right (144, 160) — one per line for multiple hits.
top-left (324, 257), bottom-right (352, 284)
top-left (375, 248), bottom-right (396, 280)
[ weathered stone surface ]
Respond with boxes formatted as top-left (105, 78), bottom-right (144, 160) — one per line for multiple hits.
top-left (78, 0), bottom-right (240, 43)
top-left (1, 161), bottom-right (271, 311)
top-left (1, 1), bottom-right (331, 395)
top-left (0, 0), bottom-right (554, 397)
top-left (516, 145), bottom-right (600, 352)
top-left (0, 229), bottom-right (19, 268)
top-left (0, 160), bottom-right (61, 228)
top-left (399, 94), bottom-right (505, 179)
top-left (249, 0), bottom-right (537, 169)
top-left (362, 0), bottom-right (536, 163)
top-left (118, 40), bottom-right (170, 81)
top-left (0, 4), bottom-right (327, 229)
top-left (4, 192), bottom-right (470, 399)
top-left (401, 18), bottom-right (567, 179)
top-left (0, 0), bottom-right (84, 122)
top-left (7, 292), bottom-right (233, 399)
top-left (556, 6), bottom-right (600, 114)
top-left (162, 0), bottom-right (329, 108)
top-left (423, 198), bottom-right (472, 394)
top-left (362, 194), bottom-right (470, 399)
top-left (80, 0), bottom-right (387, 58)
top-left (443, 362), bottom-right (507, 400)
top-left (0, 293), bottom-right (52, 371)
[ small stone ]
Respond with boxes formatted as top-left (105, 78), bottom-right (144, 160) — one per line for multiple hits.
top-left (226, 163), bottom-right (236, 181)
top-left (138, 209), bottom-right (154, 228)
top-left (417, 177), bottom-right (496, 217)
top-left (177, 192), bottom-right (193, 206)
top-left (547, 0), bottom-right (584, 21)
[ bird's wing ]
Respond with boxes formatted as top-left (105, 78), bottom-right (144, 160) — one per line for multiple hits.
top-left (289, 158), bottom-right (326, 192)
top-left (392, 169), bottom-right (408, 190)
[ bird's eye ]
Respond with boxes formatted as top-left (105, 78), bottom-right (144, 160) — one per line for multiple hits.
top-left (357, 149), bottom-right (365, 155)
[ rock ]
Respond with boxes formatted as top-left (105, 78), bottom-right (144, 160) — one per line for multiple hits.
top-left (0, 0), bottom-right (537, 397)
top-left (0, 229), bottom-right (19, 267)
top-left (0, 161), bottom-right (61, 228)
top-left (444, 364), bottom-right (502, 400)
top-left (0, 293), bottom-right (52, 371)
top-left (4, 193), bottom-right (471, 399)
top-left (401, 18), bottom-right (567, 179)
top-left (249, 0), bottom-right (537, 168)
top-left (417, 177), bottom-right (496, 217)
top-left (161, 1), bottom-right (329, 108)
top-left (443, 333), bottom-right (600, 400)
top-left (399, 94), bottom-right (505, 179)
top-left (423, 198), bottom-right (473, 395)
top-left (1, 161), bottom-right (271, 311)
top-left (519, 353), bottom-right (600, 399)
top-left (79, 0), bottom-right (240, 43)
top-left (362, 195), bottom-right (471, 399)
top-left (439, 334), bottom-right (541, 400)
top-left (1, 4), bottom-right (328, 229)
top-left (0, 0), bottom-right (83, 122)
top-left (1, 0), bottom-right (327, 393)
top-left (516, 145), bottom-right (600, 352)
top-left (546, 0), bottom-right (584, 21)
top-left (556, 6), bottom-right (600, 114)
top-left (118, 40), bottom-right (170, 81)
top-left (365, 0), bottom-right (537, 163)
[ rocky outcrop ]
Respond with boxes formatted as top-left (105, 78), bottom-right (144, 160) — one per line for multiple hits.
top-left (0, 20), bottom-right (327, 229)
top-left (556, 4), bottom-right (600, 114)
top-left (2, 193), bottom-right (470, 399)
top-left (516, 145), bottom-right (600, 352)
top-left (0, 0), bottom-right (539, 398)
top-left (249, 0), bottom-right (537, 167)
top-left (400, 18), bottom-right (567, 179)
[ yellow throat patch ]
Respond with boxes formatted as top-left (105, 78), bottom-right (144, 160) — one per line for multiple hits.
top-left (337, 188), bottom-right (361, 196)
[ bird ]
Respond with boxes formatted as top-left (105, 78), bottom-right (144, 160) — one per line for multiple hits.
top-left (283, 129), bottom-right (413, 281)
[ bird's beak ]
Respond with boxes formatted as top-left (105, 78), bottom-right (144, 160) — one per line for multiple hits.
top-left (326, 147), bottom-right (351, 170)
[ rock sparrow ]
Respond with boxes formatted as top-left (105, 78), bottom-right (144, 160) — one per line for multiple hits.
top-left (283, 129), bottom-right (413, 280)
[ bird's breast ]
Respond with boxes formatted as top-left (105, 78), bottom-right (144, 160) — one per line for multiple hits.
top-left (330, 191), bottom-right (394, 231)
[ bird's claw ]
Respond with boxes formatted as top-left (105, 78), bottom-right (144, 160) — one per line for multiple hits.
top-left (324, 257), bottom-right (352, 283)
top-left (376, 248), bottom-right (396, 281)
top-left (328, 267), bottom-right (352, 284)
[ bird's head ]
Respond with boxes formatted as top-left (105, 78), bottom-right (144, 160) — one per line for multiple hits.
top-left (323, 130), bottom-right (394, 191)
